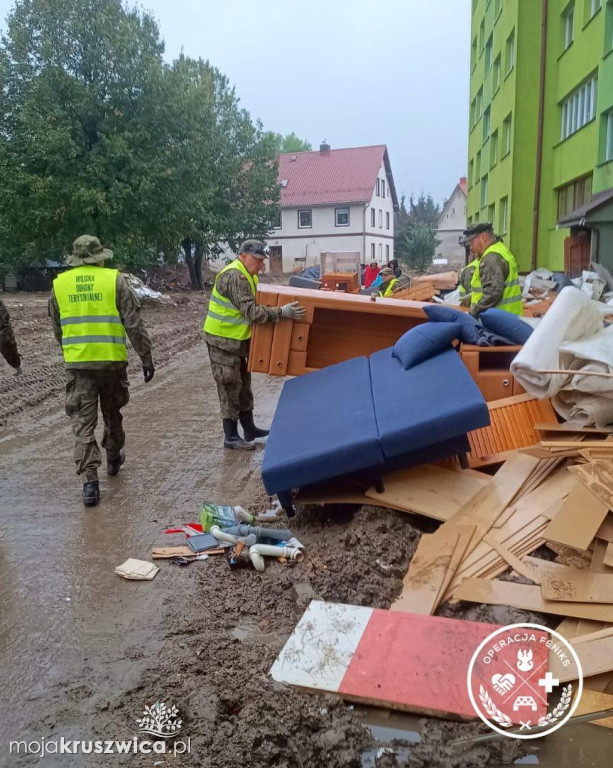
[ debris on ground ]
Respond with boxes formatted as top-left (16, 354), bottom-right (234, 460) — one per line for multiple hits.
top-left (115, 558), bottom-right (159, 580)
top-left (122, 273), bottom-right (174, 305)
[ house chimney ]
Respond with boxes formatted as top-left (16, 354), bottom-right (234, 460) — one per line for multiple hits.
top-left (320, 140), bottom-right (331, 155)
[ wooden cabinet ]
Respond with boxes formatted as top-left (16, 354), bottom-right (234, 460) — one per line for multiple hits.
top-left (460, 345), bottom-right (525, 402)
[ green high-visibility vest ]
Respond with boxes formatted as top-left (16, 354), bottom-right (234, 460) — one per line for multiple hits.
top-left (470, 242), bottom-right (522, 315)
top-left (379, 278), bottom-right (399, 297)
top-left (459, 258), bottom-right (480, 296)
top-left (203, 259), bottom-right (258, 340)
top-left (54, 266), bottom-right (127, 363)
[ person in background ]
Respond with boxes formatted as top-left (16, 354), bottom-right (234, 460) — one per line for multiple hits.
top-left (458, 257), bottom-right (480, 305)
top-left (363, 261), bottom-right (381, 288)
top-left (388, 258), bottom-right (402, 278)
top-left (462, 222), bottom-right (522, 318)
top-left (376, 267), bottom-right (399, 297)
top-left (0, 298), bottom-right (22, 373)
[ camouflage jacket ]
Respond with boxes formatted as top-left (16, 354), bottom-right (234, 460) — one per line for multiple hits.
top-left (470, 252), bottom-right (510, 316)
top-left (0, 298), bottom-right (21, 369)
top-left (49, 271), bottom-right (153, 369)
top-left (204, 267), bottom-right (282, 359)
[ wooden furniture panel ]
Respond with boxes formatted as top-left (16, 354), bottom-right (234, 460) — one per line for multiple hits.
top-left (269, 318), bottom-right (294, 376)
top-left (460, 345), bottom-right (525, 401)
top-left (247, 290), bottom-right (279, 373)
top-left (290, 323), bottom-right (310, 352)
top-left (287, 351), bottom-right (308, 376)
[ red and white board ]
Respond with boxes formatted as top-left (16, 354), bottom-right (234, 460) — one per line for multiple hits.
top-left (270, 601), bottom-right (499, 719)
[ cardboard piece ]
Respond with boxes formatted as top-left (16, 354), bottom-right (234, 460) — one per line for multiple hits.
top-left (270, 600), bottom-right (499, 719)
top-left (115, 559), bottom-right (159, 580)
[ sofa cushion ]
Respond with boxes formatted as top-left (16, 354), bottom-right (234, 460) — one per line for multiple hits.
top-left (393, 322), bottom-right (461, 369)
top-left (369, 347), bottom-right (490, 460)
top-left (480, 308), bottom-right (533, 345)
top-left (261, 357), bottom-right (385, 494)
top-left (423, 304), bottom-right (480, 344)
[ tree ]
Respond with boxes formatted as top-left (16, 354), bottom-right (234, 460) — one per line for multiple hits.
top-left (406, 192), bottom-right (441, 228)
top-left (265, 131), bottom-right (312, 154)
top-left (398, 223), bottom-right (440, 273)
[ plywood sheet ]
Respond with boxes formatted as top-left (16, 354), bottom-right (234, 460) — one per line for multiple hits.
top-left (544, 482), bottom-right (608, 551)
top-left (365, 465), bottom-right (490, 522)
top-left (541, 571), bottom-right (613, 603)
top-left (571, 461), bottom-right (613, 510)
top-left (574, 690), bottom-right (613, 728)
top-left (270, 600), bottom-right (499, 719)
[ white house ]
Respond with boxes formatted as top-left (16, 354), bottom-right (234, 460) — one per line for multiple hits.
top-left (266, 143), bottom-right (399, 274)
top-left (435, 178), bottom-right (467, 268)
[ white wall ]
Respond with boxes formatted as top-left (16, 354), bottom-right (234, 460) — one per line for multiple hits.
top-left (436, 187), bottom-right (467, 265)
top-left (364, 162), bottom-right (395, 265)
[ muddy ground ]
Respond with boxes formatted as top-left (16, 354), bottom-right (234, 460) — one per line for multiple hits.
top-left (0, 294), bottom-right (609, 768)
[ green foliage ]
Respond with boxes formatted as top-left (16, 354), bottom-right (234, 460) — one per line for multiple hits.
top-left (394, 193), bottom-right (441, 273)
top-left (0, 0), bottom-right (279, 280)
top-left (265, 131), bottom-right (312, 154)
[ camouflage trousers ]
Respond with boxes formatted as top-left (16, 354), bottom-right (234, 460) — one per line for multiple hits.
top-left (65, 367), bottom-right (130, 481)
top-left (207, 346), bottom-right (254, 420)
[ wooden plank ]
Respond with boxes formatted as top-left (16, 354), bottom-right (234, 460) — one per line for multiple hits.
top-left (286, 350), bottom-right (307, 376)
top-left (556, 618), bottom-right (580, 639)
top-left (552, 636), bottom-right (613, 683)
top-left (573, 690), bottom-right (613, 728)
top-left (453, 578), bottom-right (613, 622)
top-left (535, 422), bottom-right (613, 435)
top-left (541, 571), bottom-right (613, 603)
top-left (544, 482), bottom-right (609, 551)
top-left (605, 542), bottom-right (613, 569)
top-left (290, 322), bottom-right (310, 352)
top-left (364, 465), bottom-right (490, 522)
top-left (247, 289), bottom-right (278, 373)
top-left (540, 440), bottom-right (613, 449)
top-left (570, 460), bottom-right (613, 510)
top-left (597, 516), bottom-right (613, 543)
top-left (391, 527), bottom-right (460, 615)
top-left (482, 534), bottom-right (540, 582)
top-left (434, 527), bottom-right (475, 611)
top-left (270, 601), bottom-right (500, 720)
top-left (268, 315), bottom-right (294, 375)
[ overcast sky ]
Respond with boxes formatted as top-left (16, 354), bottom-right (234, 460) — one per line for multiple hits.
top-left (0, 0), bottom-right (470, 205)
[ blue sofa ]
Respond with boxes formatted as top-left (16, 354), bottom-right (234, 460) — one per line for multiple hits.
top-left (262, 345), bottom-right (490, 513)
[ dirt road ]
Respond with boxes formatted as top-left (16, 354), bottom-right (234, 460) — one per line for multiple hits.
top-left (0, 296), bottom-right (610, 767)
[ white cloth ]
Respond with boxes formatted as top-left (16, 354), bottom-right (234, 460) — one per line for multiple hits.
top-left (511, 287), bottom-right (613, 426)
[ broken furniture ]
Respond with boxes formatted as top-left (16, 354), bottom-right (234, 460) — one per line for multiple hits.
top-left (261, 344), bottom-right (490, 512)
top-left (413, 271), bottom-right (459, 292)
top-left (319, 271), bottom-right (360, 293)
top-left (248, 284), bottom-right (429, 376)
top-left (460, 345), bottom-right (526, 401)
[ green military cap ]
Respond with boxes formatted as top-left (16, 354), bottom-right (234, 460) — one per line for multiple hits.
top-left (240, 240), bottom-right (269, 260)
top-left (71, 235), bottom-right (113, 261)
top-left (462, 222), bottom-right (494, 243)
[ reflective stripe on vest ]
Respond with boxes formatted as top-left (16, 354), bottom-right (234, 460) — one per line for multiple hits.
top-left (203, 259), bottom-right (259, 340)
top-left (53, 266), bottom-right (127, 363)
top-left (380, 278), bottom-right (399, 297)
top-left (459, 259), bottom-right (480, 296)
top-left (470, 243), bottom-right (523, 315)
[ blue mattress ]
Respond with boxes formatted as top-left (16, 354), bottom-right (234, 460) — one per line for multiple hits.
top-left (261, 357), bottom-right (385, 495)
top-left (369, 347), bottom-right (490, 460)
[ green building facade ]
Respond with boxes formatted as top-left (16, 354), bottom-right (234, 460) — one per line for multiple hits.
top-left (467, 0), bottom-right (613, 273)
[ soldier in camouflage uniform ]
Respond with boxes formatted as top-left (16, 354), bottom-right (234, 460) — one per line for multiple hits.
top-left (0, 298), bottom-right (21, 373)
top-left (49, 236), bottom-right (155, 506)
top-left (203, 240), bottom-right (306, 449)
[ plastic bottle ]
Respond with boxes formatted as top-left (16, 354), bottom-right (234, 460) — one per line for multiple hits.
top-left (200, 502), bottom-right (254, 532)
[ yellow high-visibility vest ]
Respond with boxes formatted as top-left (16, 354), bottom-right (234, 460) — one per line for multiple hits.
top-left (470, 243), bottom-right (522, 315)
top-left (203, 259), bottom-right (258, 340)
top-left (379, 278), bottom-right (399, 297)
top-left (54, 266), bottom-right (127, 363)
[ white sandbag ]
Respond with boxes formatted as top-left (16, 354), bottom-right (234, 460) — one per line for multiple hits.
top-left (510, 287), bottom-right (604, 398)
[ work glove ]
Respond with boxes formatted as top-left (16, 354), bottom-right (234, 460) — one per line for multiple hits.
top-left (143, 364), bottom-right (155, 383)
top-left (469, 306), bottom-right (480, 319)
top-left (280, 301), bottom-right (307, 320)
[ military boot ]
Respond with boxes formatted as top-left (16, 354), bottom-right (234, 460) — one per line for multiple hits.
top-left (83, 480), bottom-right (100, 507)
top-left (107, 448), bottom-right (126, 476)
top-left (223, 418), bottom-right (256, 450)
top-left (239, 410), bottom-right (270, 441)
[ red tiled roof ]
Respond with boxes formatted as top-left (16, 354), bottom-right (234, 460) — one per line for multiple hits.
top-left (277, 145), bottom-right (398, 209)
top-left (459, 177), bottom-right (467, 196)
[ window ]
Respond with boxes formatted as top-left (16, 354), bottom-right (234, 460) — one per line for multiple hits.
top-left (607, 0), bottom-right (613, 53)
top-left (378, 243), bottom-right (383, 259)
top-left (371, 208), bottom-right (376, 227)
top-left (471, 36), bottom-right (478, 70)
top-left (479, 19), bottom-right (485, 52)
top-left (502, 113), bottom-right (512, 155)
top-left (493, 55), bottom-right (502, 92)
top-left (381, 179), bottom-right (386, 198)
top-left (481, 175), bottom-right (488, 209)
top-left (470, 98), bottom-right (477, 128)
top-left (494, 0), bottom-right (502, 16)
top-left (476, 88), bottom-right (483, 119)
top-left (371, 243), bottom-right (375, 259)
top-left (335, 207), bottom-right (349, 227)
top-left (298, 209), bottom-right (312, 228)
top-left (505, 30), bottom-right (515, 74)
top-left (483, 106), bottom-right (491, 141)
top-left (488, 203), bottom-right (496, 224)
top-left (469, 159), bottom-right (474, 187)
top-left (557, 175), bottom-right (593, 218)
top-left (378, 209), bottom-right (383, 228)
top-left (561, 76), bottom-right (597, 140)
top-left (386, 244), bottom-right (390, 260)
top-left (605, 110), bottom-right (613, 162)
top-left (499, 196), bottom-right (509, 234)
top-left (485, 34), bottom-right (493, 70)
top-left (490, 129), bottom-right (499, 167)
top-left (376, 178), bottom-right (380, 196)
top-left (272, 209), bottom-right (281, 229)
top-left (386, 212), bottom-right (390, 229)
top-left (563, 3), bottom-right (574, 50)
top-left (476, 150), bottom-right (482, 178)
top-left (588, 0), bottom-right (601, 19)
